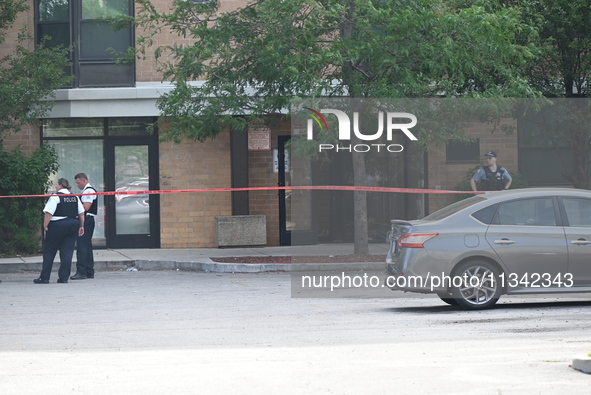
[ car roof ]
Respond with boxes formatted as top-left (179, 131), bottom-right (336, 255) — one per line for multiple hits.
top-left (420, 188), bottom-right (591, 223)
top-left (477, 188), bottom-right (591, 204)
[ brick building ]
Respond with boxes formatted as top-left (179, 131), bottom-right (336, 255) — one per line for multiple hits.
top-left (2, 1), bottom-right (570, 250)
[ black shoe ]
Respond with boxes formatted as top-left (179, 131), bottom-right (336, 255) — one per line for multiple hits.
top-left (86, 275), bottom-right (94, 279)
top-left (70, 274), bottom-right (87, 280)
top-left (57, 279), bottom-right (68, 283)
top-left (33, 278), bottom-right (49, 284)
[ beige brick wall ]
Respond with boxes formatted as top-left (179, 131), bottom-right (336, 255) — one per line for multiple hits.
top-left (158, 117), bottom-right (290, 248)
top-left (427, 119), bottom-right (518, 214)
top-left (1, 2), bottom-right (37, 154)
top-left (158, 131), bottom-right (233, 248)
top-left (7, 2), bottom-right (523, 244)
top-left (135, 0), bottom-right (252, 83)
top-left (2, 125), bottom-right (40, 154)
top-left (0, 3), bottom-right (34, 58)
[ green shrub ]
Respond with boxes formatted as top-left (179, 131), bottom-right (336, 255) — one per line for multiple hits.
top-left (0, 143), bottom-right (59, 256)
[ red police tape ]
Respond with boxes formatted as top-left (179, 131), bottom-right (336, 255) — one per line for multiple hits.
top-left (0, 185), bottom-right (482, 199)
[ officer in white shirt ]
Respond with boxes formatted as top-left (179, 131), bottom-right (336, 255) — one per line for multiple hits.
top-left (71, 173), bottom-right (98, 280)
top-left (34, 178), bottom-right (85, 284)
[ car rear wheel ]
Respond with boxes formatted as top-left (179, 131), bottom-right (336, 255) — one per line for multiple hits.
top-left (450, 260), bottom-right (502, 310)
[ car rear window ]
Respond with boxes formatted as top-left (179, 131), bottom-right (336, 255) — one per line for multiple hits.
top-left (472, 203), bottom-right (499, 224)
top-left (423, 196), bottom-right (486, 221)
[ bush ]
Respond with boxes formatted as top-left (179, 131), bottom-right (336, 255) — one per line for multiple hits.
top-left (454, 164), bottom-right (529, 201)
top-left (0, 143), bottom-right (59, 256)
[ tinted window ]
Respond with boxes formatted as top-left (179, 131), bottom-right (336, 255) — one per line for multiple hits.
top-left (423, 196), bottom-right (486, 221)
top-left (562, 198), bottom-right (591, 227)
top-left (79, 63), bottom-right (134, 87)
top-left (82, 0), bottom-right (129, 19)
top-left (472, 204), bottom-right (499, 224)
top-left (37, 23), bottom-right (70, 48)
top-left (43, 118), bottom-right (104, 137)
top-left (446, 139), bottom-right (480, 163)
top-left (497, 198), bottom-right (556, 226)
top-left (36, 0), bottom-right (134, 88)
top-left (39, 0), bottom-right (69, 21)
top-left (80, 23), bottom-right (132, 58)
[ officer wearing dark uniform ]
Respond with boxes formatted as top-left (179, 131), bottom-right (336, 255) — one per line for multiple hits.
top-left (470, 151), bottom-right (512, 192)
top-left (34, 178), bottom-right (85, 284)
top-left (72, 173), bottom-right (98, 280)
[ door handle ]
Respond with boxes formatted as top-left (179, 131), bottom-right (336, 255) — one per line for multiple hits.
top-left (494, 238), bottom-right (515, 245)
top-left (571, 238), bottom-right (591, 245)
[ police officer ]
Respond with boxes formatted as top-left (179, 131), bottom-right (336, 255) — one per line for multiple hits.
top-left (470, 151), bottom-right (512, 192)
top-left (71, 173), bottom-right (97, 280)
top-left (34, 178), bottom-right (85, 284)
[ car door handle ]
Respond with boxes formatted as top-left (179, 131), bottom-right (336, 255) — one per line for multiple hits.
top-left (494, 238), bottom-right (515, 245)
top-left (571, 238), bottom-right (591, 245)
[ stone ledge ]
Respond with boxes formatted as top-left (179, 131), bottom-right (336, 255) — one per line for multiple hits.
top-left (572, 356), bottom-right (591, 374)
top-left (215, 215), bottom-right (267, 247)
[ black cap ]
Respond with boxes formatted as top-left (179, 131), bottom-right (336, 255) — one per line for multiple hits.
top-left (484, 151), bottom-right (497, 158)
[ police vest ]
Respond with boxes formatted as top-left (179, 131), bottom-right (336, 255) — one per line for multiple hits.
top-left (82, 186), bottom-right (98, 215)
top-left (480, 166), bottom-right (506, 191)
top-left (53, 193), bottom-right (80, 218)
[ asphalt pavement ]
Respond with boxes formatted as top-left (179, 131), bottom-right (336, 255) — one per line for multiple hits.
top-left (2, 241), bottom-right (590, 381)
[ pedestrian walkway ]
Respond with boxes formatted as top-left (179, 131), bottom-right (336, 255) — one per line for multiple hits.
top-left (0, 243), bottom-right (389, 274)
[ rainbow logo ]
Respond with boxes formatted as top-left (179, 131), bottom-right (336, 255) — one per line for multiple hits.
top-left (304, 107), bottom-right (329, 131)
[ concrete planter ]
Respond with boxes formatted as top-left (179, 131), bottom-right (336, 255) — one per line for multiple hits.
top-left (215, 215), bottom-right (267, 247)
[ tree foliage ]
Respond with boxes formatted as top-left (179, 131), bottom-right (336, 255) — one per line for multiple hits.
top-left (0, 143), bottom-right (59, 255)
top-left (134, 0), bottom-right (538, 143)
top-left (0, 0), bottom-right (72, 137)
top-left (519, 0), bottom-right (591, 98)
top-left (0, 0), bottom-right (70, 254)
top-left (133, 0), bottom-right (540, 252)
top-left (514, 0), bottom-right (591, 189)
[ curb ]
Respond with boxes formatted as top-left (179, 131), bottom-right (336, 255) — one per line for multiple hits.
top-left (134, 259), bottom-right (291, 273)
top-left (1, 260), bottom-right (385, 274)
top-left (134, 260), bottom-right (384, 273)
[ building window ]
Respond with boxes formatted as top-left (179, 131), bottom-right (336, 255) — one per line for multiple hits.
top-left (446, 139), bottom-right (480, 163)
top-left (36, 0), bottom-right (134, 88)
top-left (42, 117), bottom-right (156, 245)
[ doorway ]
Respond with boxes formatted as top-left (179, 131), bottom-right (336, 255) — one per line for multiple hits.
top-left (105, 139), bottom-right (160, 248)
top-left (278, 136), bottom-right (317, 246)
top-left (278, 136), bottom-right (291, 245)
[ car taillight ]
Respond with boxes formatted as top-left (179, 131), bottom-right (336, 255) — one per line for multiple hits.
top-left (397, 233), bottom-right (439, 248)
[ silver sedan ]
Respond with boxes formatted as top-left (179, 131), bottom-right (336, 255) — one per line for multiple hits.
top-left (385, 188), bottom-right (591, 309)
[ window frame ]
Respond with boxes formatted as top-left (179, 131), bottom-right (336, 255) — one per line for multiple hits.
top-left (558, 196), bottom-right (591, 228)
top-left (35, 0), bottom-right (135, 88)
top-left (492, 197), bottom-right (562, 227)
top-left (445, 138), bottom-right (480, 164)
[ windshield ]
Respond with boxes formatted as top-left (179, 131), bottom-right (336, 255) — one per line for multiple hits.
top-left (423, 196), bottom-right (486, 221)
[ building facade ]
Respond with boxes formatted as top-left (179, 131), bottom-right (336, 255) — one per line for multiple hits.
top-left (2, 1), bottom-right (573, 250)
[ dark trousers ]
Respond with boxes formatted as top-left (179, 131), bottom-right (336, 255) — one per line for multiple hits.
top-left (76, 215), bottom-right (95, 276)
top-left (40, 218), bottom-right (79, 281)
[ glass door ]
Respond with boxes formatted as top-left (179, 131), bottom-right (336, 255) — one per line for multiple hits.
top-left (105, 139), bottom-right (160, 248)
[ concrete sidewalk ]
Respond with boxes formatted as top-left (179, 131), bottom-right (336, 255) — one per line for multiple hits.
top-left (0, 243), bottom-right (389, 274)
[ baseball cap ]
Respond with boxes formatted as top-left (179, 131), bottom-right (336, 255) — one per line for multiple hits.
top-left (484, 151), bottom-right (497, 157)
